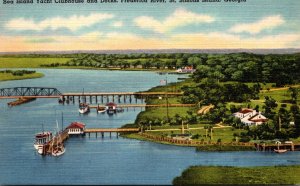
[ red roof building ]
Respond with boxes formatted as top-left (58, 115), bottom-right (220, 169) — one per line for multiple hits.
top-left (67, 122), bottom-right (85, 135)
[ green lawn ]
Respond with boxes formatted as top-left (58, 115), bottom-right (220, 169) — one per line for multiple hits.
top-left (227, 85), bottom-right (300, 112)
top-left (137, 107), bottom-right (191, 121)
top-left (0, 57), bottom-right (71, 68)
top-left (147, 126), bottom-right (244, 143)
top-left (173, 166), bottom-right (300, 185)
top-left (0, 72), bottom-right (44, 81)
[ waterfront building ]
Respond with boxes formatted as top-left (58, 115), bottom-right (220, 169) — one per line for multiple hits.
top-left (176, 66), bottom-right (196, 73)
top-left (66, 122), bottom-right (86, 135)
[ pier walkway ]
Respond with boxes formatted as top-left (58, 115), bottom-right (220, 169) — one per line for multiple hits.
top-left (90, 103), bottom-right (195, 108)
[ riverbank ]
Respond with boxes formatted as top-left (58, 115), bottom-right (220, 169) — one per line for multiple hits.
top-left (0, 72), bottom-right (44, 81)
top-left (173, 165), bottom-right (300, 185)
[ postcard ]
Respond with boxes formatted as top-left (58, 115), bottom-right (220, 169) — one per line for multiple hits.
top-left (0, 0), bottom-right (300, 185)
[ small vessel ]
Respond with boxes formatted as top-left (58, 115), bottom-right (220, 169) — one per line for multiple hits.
top-left (106, 102), bottom-right (117, 115)
top-left (274, 149), bottom-right (287, 153)
top-left (79, 103), bottom-right (90, 114)
top-left (34, 131), bottom-right (52, 155)
top-left (274, 141), bottom-right (287, 153)
top-left (52, 121), bottom-right (65, 157)
top-left (96, 105), bottom-right (107, 113)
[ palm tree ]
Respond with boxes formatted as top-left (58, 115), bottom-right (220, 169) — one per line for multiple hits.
top-left (209, 125), bottom-right (213, 140)
top-left (204, 125), bottom-right (209, 138)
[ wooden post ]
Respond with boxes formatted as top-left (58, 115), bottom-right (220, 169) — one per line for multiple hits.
top-left (78, 96), bottom-right (81, 103)
top-left (95, 96), bottom-right (98, 103)
top-left (96, 132), bottom-right (97, 138)
top-left (117, 132), bottom-right (119, 138)
top-left (106, 96), bottom-right (109, 103)
top-left (129, 95), bottom-right (132, 103)
top-left (72, 96), bottom-right (75, 104)
top-left (101, 132), bottom-right (104, 138)
top-left (101, 96), bottom-right (103, 103)
top-left (90, 96), bottom-right (92, 103)
top-left (112, 95), bottom-right (115, 102)
top-left (110, 132), bottom-right (111, 138)
top-left (118, 95), bottom-right (121, 103)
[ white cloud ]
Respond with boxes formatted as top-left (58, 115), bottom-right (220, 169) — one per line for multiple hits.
top-left (134, 8), bottom-right (214, 33)
top-left (1, 32), bottom-right (300, 52)
top-left (5, 13), bottom-right (114, 32)
top-left (111, 21), bottom-right (123, 27)
top-left (229, 15), bottom-right (285, 35)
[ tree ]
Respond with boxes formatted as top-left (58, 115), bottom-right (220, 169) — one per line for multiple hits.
top-left (288, 87), bottom-right (299, 103)
top-left (263, 96), bottom-right (278, 119)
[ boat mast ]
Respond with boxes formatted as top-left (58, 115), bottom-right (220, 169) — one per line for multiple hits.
top-left (61, 112), bottom-right (64, 132)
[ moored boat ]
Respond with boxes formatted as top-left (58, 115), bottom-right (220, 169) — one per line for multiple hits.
top-left (79, 103), bottom-right (90, 114)
top-left (97, 105), bottom-right (107, 113)
top-left (274, 149), bottom-right (287, 153)
top-left (106, 102), bottom-right (117, 115)
top-left (34, 131), bottom-right (52, 155)
top-left (52, 121), bottom-right (65, 157)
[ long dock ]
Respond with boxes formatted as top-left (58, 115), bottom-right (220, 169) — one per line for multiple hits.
top-left (42, 127), bottom-right (139, 155)
top-left (90, 104), bottom-right (195, 108)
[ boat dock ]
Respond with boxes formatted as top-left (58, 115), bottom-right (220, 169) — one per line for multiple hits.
top-left (41, 127), bottom-right (140, 156)
top-left (255, 142), bottom-right (300, 152)
top-left (90, 103), bottom-right (195, 108)
top-left (85, 128), bottom-right (140, 138)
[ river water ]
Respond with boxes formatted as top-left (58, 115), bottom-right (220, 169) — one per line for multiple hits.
top-left (0, 69), bottom-right (299, 185)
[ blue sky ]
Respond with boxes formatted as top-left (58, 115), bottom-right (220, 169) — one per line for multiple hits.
top-left (0, 0), bottom-right (299, 52)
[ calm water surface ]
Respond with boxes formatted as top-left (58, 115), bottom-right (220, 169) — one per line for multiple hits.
top-left (0, 69), bottom-right (299, 185)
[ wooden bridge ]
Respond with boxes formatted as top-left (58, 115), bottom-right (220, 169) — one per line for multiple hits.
top-left (0, 87), bottom-right (183, 101)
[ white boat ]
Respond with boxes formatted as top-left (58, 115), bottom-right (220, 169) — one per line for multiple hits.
top-left (51, 121), bottom-right (65, 157)
top-left (79, 103), bottom-right (90, 114)
top-left (274, 141), bottom-right (287, 153)
top-left (52, 143), bottom-right (65, 157)
top-left (274, 149), bottom-right (287, 153)
top-left (97, 105), bottom-right (107, 113)
top-left (34, 131), bottom-right (52, 155)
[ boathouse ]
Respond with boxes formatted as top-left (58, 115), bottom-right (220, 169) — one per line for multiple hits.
top-left (66, 122), bottom-right (86, 135)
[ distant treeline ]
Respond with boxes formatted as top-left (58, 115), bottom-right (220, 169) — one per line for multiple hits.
top-left (38, 53), bottom-right (300, 85)
top-left (0, 70), bottom-right (36, 76)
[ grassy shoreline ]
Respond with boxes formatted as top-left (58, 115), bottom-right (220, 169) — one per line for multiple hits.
top-left (0, 72), bottom-right (44, 81)
top-left (173, 165), bottom-right (300, 185)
